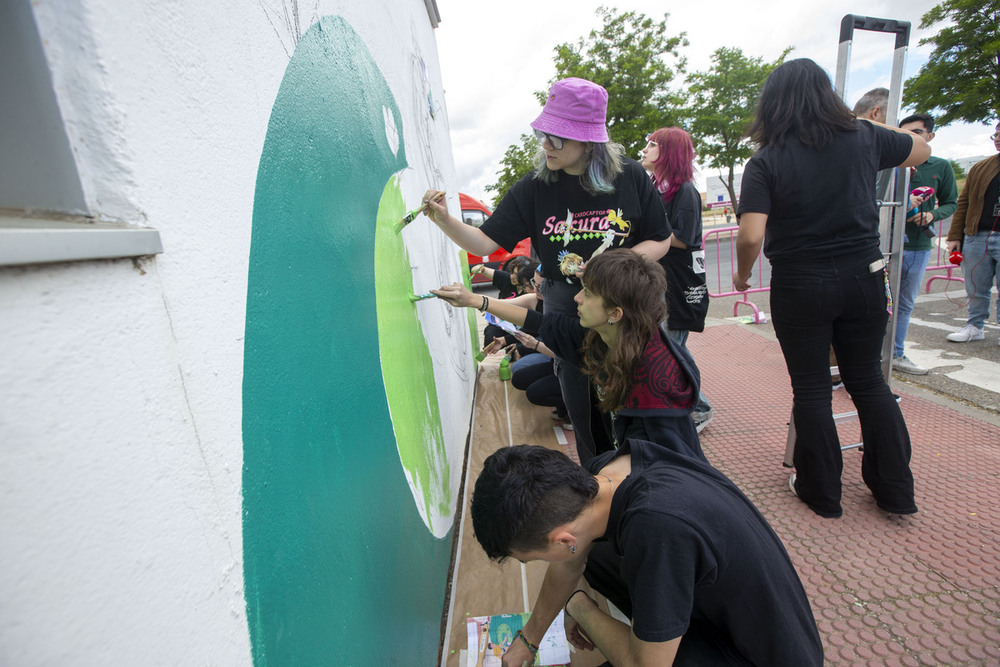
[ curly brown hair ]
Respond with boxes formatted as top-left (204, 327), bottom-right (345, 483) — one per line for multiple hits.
top-left (579, 249), bottom-right (667, 412)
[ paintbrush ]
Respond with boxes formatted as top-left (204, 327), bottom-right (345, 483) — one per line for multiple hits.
top-left (407, 292), bottom-right (436, 302)
top-left (394, 193), bottom-right (445, 233)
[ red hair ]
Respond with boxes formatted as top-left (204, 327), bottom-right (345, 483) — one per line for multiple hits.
top-left (647, 127), bottom-right (695, 202)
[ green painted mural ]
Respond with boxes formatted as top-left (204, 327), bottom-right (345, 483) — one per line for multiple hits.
top-left (373, 178), bottom-right (451, 524)
top-left (242, 16), bottom-right (455, 666)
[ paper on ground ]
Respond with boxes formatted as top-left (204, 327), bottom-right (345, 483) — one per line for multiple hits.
top-left (466, 611), bottom-right (571, 667)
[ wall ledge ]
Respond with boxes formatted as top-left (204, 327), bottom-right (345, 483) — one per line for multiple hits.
top-left (0, 209), bottom-right (163, 267)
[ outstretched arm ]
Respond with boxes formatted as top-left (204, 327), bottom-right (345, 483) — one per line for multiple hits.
top-left (422, 190), bottom-right (502, 256)
top-left (432, 282), bottom-right (531, 328)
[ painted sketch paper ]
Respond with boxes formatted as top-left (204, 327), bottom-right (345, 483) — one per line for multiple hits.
top-left (466, 612), bottom-right (571, 667)
top-left (483, 312), bottom-right (518, 333)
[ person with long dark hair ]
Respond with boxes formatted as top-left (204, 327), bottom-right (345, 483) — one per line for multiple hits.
top-left (734, 58), bottom-right (929, 518)
top-left (420, 77), bottom-right (673, 462)
top-left (433, 249), bottom-right (703, 460)
top-left (641, 127), bottom-right (713, 430)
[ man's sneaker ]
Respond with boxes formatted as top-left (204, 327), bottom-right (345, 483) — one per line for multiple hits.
top-left (789, 473), bottom-right (798, 497)
top-left (946, 324), bottom-right (984, 342)
top-left (892, 355), bottom-right (929, 375)
top-left (692, 409), bottom-right (713, 433)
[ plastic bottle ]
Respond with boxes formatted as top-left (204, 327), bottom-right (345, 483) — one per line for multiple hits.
top-left (498, 355), bottom-right (512, 381)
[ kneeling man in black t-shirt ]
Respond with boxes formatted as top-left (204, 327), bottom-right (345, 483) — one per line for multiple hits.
top-left (472, 440), bottom-right (823, 666)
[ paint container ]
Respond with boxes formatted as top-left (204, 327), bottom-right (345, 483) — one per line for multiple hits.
top-left (498, 355), bottom-right (512, 382)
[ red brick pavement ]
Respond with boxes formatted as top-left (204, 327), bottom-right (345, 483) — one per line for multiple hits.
top-left (690, 323), bottom-right (1000, 666)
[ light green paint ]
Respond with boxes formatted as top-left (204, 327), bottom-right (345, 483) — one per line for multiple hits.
top-left (242, 16), bottom-right (452, 667)
top-left (373, 177), bottom-right (450, 522)
top-left (460, 250), bottom-right (481, 362)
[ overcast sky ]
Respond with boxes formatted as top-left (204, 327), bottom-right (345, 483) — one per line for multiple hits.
top-left (433, 0), bottom-right (997, 204)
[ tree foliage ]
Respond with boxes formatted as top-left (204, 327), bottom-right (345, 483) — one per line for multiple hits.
top-left (949, 158), bottom-right (967, 180)
top-left (903, 0), bottom-right (1000, 126)
top-left (547, 7), bottom-right (688, 156)
top-left (487, 7), bottom-right (688, 201)
top-left (485, 133), bottom-right (538, 209)
top-left (685, 47), bottom-right (790, 206)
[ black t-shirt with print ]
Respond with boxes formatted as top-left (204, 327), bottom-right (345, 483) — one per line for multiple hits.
top-left (738, 121), bottom-right (912, 264)
top-left (480, 159), bottom-right (671, 284)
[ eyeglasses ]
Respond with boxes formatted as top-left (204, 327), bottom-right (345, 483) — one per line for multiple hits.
top-left (534, 129), bottom-right (565, 150)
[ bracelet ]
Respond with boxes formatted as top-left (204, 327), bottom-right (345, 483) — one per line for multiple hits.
top-left (512, 629), bottom-right (538, 656)
top-left (534, 341), bottom-right (539, 351)
top-left (478, 295), bottom-right (489, 312)
top-left (564, 588), bottom-right (589, 615)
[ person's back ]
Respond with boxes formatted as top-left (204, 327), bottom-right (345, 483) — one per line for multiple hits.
top-left (743, 121), bottom-right (909, 263)
top-left (586, 439), bottom-right (824, 665)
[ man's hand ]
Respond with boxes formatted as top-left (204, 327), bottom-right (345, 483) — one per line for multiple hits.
top-left (432, 282), bottom-right (476, 308)
top-left (907, 211), bottom-right (934, 225)
top-left (500, 639), bottom-right (534, 667)
top-left (733, 271), bottom-right (751, 292)
top-left (946, 240), bottom-right (962, 254)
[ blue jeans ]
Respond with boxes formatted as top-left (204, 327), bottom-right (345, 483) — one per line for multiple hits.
top-left (960, 232), bottom-right (1000, 329)
top-left (664, 329), bottom-right (711, 413)
top-left (893, 249), bottom-right (930, 358)
top-left (770, 252), bottom-right (916, 517)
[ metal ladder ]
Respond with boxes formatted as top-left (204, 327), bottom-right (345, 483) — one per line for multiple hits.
top-left (783, 14), bottom-right (912, 467)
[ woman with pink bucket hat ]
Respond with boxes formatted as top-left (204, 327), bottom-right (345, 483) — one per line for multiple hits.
top-left (422, 77), bottom-right (675, 463)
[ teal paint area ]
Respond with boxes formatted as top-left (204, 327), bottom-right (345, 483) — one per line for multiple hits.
top-left (242, 17), bottom-right (452, 666)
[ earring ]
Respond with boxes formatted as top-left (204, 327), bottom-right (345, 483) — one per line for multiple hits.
top-left (569, 544), bottom-right (577, 554)
top-left (607, 318), bottom-right (615, 325)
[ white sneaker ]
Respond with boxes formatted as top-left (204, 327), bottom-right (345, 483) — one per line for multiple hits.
top-left (946, 324), bottom-right (984, 342)
top-left (693, 409), bottom-right (713, 433)
top-left (892, 355), bottom-right (929, 375)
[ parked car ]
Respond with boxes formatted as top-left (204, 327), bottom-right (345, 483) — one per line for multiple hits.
top-left (460, 193), bottom-right (532, 284)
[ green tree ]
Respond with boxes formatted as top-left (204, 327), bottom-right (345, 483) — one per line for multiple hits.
top-left (487, 7), bottom-right (688, 200)
top-left (949, 158), bottom-right (967, 181)
top-left (903, 0), bottom-right (1000, 126)
top-left (485, 133), bottom-right (537, 209)
top-left (548, 7), bottom-right (688, 156)
top-left (686, 47), bottom-right (790, 207)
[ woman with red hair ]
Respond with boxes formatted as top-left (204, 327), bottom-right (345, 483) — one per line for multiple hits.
top-left (641, 128), bottom-right (712, 430)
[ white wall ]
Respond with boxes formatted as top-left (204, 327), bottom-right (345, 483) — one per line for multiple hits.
top-left (0, 0), bottom-right (462, 663)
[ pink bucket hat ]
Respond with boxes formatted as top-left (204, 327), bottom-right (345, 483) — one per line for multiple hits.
top-left (531, 77), bottom-right (609, 143)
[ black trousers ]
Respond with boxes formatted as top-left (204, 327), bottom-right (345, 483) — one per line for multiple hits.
top-left (771, 252), bottom-right (917, 517)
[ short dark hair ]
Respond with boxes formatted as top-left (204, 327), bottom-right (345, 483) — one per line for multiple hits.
top-left (471, 445), bottom-right (599, 561)
top-left (899, 113), bottom-right (934, 133)
top-left (749, 59), bottom-right (857, 149)
top-left (853, 87), bottom-right (889, 117)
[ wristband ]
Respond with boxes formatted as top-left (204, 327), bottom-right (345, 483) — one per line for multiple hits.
top-left (512, 629), bottom-right (538, 656)
top-left (534, 341), bottom-right (539, 351)
top-left (479, 295), bottom-right (489, 312)
top-left (564, 588), bottom-right (589, 615)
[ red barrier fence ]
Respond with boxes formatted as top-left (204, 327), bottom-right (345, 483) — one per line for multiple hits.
top-left (703, 225), bottom-right (769, 323)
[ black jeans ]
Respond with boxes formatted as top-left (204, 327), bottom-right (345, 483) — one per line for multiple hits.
top-left (771, 253), bottom-right (916, 517)
top-left (543, 280), bottom-right (597, 462)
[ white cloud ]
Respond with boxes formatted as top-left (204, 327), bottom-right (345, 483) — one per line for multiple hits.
top-left (434, 0), bottom-right (993, 203)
